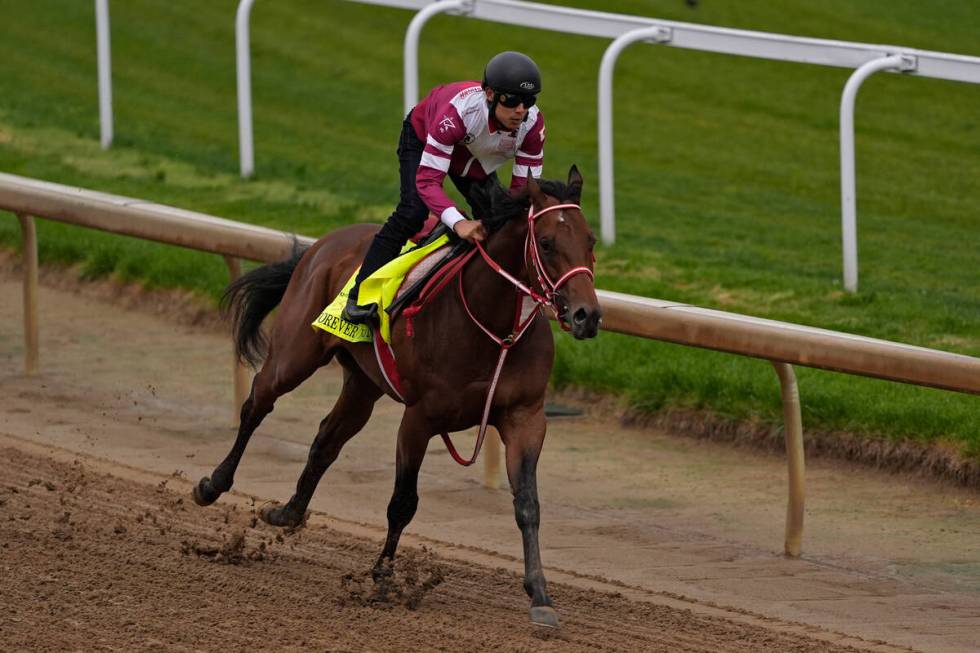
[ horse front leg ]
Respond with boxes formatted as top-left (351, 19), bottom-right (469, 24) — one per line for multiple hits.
top-left (499, 404), bottom-right (558, 628)
top-left (373, 407), bottom-right (429, 580)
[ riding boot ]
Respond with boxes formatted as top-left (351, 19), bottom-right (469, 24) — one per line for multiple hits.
top-left (342, 230), bottom-right (406, 324)
top-left (342, 292), bottom-right (378, 324)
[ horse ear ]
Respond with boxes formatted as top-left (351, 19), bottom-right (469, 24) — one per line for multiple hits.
top-left (526, 171), bottom-right (547, 209)
top-left (567, 164), bottom-right (583, 203)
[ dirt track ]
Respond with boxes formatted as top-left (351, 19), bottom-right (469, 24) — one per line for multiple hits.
top-left (1, 444), bottom-right (872, 653)
top-left (2, 269), bottom-right (980, 652)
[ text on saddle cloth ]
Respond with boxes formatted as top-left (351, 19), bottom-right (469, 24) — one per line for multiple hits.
top-left (311, 233), bottom-right (452, 344)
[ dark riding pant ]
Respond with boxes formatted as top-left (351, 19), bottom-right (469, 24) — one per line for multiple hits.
top-left (351, 112), bottom-right (475, 300)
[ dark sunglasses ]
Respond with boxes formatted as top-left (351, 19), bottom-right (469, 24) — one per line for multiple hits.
top-left (497, 92), bottom-right (537, 109)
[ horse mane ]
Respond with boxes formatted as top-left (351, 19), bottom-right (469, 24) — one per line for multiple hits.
top-left (466, 173), bottom-right (572, 234)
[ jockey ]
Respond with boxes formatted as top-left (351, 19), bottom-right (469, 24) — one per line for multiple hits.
top-left (342, 51), bottom-right (546, 324)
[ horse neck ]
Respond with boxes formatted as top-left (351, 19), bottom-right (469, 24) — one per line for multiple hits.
top-left (459, 216), bottom-right (530, 335)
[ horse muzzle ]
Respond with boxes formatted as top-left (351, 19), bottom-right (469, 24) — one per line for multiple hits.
top-left (569, 305), bottom-right (602, 340)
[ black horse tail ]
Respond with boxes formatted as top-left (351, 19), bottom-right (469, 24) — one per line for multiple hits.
top-left (220, 241), bottom-right (308, 368)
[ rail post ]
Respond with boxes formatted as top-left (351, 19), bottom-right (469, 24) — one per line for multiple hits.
top-left (224, 256), bottom-right (252, 422)
top-left (839, 54), bottom-right (914, 292)
top-left (236, 0), bottom-right (259, 178)
top-left (403, 0), bottom-right (472, 115)
top-left (771, 361), bottom-right (804, 557)
top-left (16, 214), bottom-right (39, 375)
top-left (597, 25), bottom-right (672, 245)
top-left (482, 429), bottom-right (501, 488)
top-left (95, 0), bottom-right (113, 149)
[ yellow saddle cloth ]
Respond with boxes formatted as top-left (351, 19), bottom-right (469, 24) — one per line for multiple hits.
top-left (311, 234), bottom-right (451, 344)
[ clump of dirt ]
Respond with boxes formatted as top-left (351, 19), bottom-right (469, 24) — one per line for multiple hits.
top-left (340, 546), bottom-right (445, 610)
top-left (180, 528), bottom-right (274, 564)
top-left (180, 507), bottom-right (281, 565)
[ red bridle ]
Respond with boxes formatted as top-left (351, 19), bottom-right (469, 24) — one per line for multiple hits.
top-left (471, 202), bottom-right (595, 333)
top-left (442, 202), bottom-right (596, 467)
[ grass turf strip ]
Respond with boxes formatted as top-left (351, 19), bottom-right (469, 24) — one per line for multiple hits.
top-left (0, 0), bottom-right (978, 456)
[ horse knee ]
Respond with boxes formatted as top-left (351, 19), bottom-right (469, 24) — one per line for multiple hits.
top-left (513, 491), bottom-right (540, 531)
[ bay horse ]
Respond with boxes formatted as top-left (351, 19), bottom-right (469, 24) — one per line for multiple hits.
top-left (192, 166), bottom-right (601, 627)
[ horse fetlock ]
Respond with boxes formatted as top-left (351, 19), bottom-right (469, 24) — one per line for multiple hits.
top-left (523, 571), bottom-right (549, 600)
top-left (372, 557), bottom-right (395, 583)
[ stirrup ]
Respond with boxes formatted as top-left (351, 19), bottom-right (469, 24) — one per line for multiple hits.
top-left (342, 297), bottom-right (379, 325)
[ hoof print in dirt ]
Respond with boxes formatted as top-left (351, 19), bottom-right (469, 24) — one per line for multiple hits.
top-left (340, 548), bottom-right (445, 610)
top-left (180, 530), bottom-right (270, 565)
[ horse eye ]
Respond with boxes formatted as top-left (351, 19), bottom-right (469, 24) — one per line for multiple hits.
top-left (539, 237), bottom-right (554, 253)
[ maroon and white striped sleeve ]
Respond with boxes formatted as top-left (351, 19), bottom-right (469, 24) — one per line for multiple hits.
top-left (510, 112), bottom-right (545, 193)
top-left (416, 104), bottom-right (468, 228)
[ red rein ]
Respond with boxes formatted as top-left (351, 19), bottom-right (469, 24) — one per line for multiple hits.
top-left (441, 202), bottom-right (594, 466)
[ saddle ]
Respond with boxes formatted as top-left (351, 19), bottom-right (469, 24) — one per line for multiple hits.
top-left (387, 225), bottom-right (471, 319)
top-left (311, 217), bottom-right (472, 345)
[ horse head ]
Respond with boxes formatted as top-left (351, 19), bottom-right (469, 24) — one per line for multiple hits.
top-left (467, 166), bottom-right (601, 339)
top-left (523, 166), bottom-right (602, 339)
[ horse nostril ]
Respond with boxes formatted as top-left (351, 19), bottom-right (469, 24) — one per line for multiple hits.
top-left (573, 308), bottom-right (588, 325)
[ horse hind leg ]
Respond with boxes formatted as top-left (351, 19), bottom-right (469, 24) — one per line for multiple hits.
top-left (260, 362), bottom-right (383, 528)
top-left (373, 407), bottom-right (429, 579)
top-left (192, 349), bottom-right (323, 507)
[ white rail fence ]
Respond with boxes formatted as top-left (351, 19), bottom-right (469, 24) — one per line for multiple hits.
top-left (3, 172), bottom-right (980, 557)
top-left (95, 0), bottom-right (112, 150)
top-left (91, 1), bottom-right (979, 290)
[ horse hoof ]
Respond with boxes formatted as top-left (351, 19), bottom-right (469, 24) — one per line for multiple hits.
top-left (192, 477), bottom-right (220, 507)
top-left (529, 606), bottom-right (560, 629)
top-left (258, 502), bottom-right (283, 525)
top-left (259, 502), bottom-right (302, 528)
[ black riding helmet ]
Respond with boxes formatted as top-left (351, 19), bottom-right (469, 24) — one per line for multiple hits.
top-left (483, 51), bottom-right (542, 95)
top-left (482, 51), bottom-right (541, 122)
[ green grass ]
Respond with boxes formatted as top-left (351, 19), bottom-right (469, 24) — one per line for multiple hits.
top-left (1, 0), bottom-right (978, 456)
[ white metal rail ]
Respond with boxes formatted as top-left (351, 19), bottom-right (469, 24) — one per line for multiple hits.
top-left (95, 0), bottom-right (112, 150)
top-left (839, 54), bottom-right (915, 292)
top-left (91, 0), bottom-right (979, 289)
top-left (235, 0), bottom-right (980, 290)
top-left (403, 0), bottom-right (473, 115)
top-left (236, 0), bottom-right (258, 178)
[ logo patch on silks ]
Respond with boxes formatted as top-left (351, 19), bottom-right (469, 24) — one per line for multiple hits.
top-left (439, 115), bottom-right (455, 133)
top-left (496, 136), bottom-right (517, 153)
